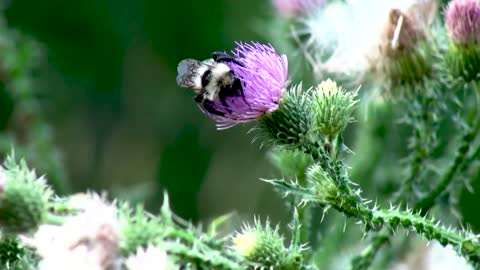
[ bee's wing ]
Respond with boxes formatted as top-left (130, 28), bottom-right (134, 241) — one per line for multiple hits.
top-left (176, 59), bottom-right (204, 89)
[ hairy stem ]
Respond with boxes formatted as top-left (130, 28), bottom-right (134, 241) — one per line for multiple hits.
top-left (268, 176), bottom-right (480, 266)
top-left (44, 212), bottom-right (67, 226)
top-left (350, 83), bottom-right (475, 270)
top-left (415, 84), bottom-right (480, 214)
top-left (400, 91), bottom-right (440, 204)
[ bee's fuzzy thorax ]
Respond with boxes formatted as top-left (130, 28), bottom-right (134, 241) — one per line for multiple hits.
top-left (204, 63), bottom-right (233, 100)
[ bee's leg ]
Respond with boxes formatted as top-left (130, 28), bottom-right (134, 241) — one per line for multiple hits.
top-left (194, 94), bottom-right (204, 103)
top-left (218, 88), bottom-right (232, 113)
top-left (231, 79), bottom-right (244, 97)
top-left (201, 100), bottom-right (225, 116)
top-left (231, 79), bottom-right (249, 106)
top-left (194, 94), bottom-right (224, 116)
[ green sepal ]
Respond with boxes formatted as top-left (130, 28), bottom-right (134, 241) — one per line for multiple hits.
top-left (259, 84), bottom-right (315, 149)
top-left (0, 155), bottom-right (52, 234)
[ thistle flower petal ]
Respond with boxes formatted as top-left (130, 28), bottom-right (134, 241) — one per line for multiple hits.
top-left (446, 0), bottom-right (480, 45)
top-left (201, 42), bottom-right (288, 129)
top-left (272, 0), bottom-right (326, 16)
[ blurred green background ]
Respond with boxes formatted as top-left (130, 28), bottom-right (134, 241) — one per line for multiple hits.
top-left (2, 0), bottom-right (289, 224)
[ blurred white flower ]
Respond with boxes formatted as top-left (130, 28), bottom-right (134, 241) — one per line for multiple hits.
top-left (125, 245), bottom-right (176, 270)
top-left (0, 166), bottom-right (6, 193)
top-left (298, 0), bottom-right (437, 79)
top-left (390, 242), bottom-right (473, 270)
top-left (22, 198), bottom-right (120, 270)
top-left (422, 242), bottom-right (473, 270)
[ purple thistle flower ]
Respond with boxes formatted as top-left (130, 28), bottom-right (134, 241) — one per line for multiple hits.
top-left (445, 0), bottom-right (480, 44)
top-left (200, 42), bottom-right (288, 129)
top-left (272, 0), bottom-right (326, 16)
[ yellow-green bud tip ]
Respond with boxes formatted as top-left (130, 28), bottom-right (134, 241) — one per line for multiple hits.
top-left (317, 79), bottom-right (339, 95)
top-left (313, 79), bottom-right (358, 136)
top-left (232, 231), bottom-right (259, 258)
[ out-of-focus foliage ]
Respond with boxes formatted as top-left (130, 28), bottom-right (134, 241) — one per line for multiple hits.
top-left (2, 0), bottom-right (288, 224)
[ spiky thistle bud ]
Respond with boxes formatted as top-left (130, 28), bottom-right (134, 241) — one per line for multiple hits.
top-left (118, 203), bottom-right (165, 256)
top-left (0, 156), bottom-right (52, 234)
top-left (231, 219), bottom-right (303, 269)
top-left (259, 84), bottom-right (316, 148)
top-left (0, 234), bottom-right (31, 269)
top-left (445, 0), bottom-right (480, 83)
top-left (307, 164), bottom-right (338, 203)
top-left (312, 79), bottom-right (358, 137)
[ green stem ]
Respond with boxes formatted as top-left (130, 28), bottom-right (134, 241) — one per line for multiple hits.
top-left (351, 83), bottom-right (480, 270)
top-left (294, 193), bottom-right (311, 248)
top-left (415, 84), bottom-right (480, 214)
top-left (335, 195), bottom-right (480, 266)
top-left (399, 92), bottom-right (440, 204)
top-left (463, 143), bottom-right (480, 173)
top-left (350, 230), bottom-right (390, 270)
top-left (44, 212), bottom-right (67, 226)
top-left (268, 177), bottom-right (480, 266)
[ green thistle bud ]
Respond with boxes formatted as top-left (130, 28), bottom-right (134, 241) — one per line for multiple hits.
top-left (231, 219), bottom-right (302, 269)
top-left (443, 0), bottom-right (480, 84)
top-left (0, 235), bottom-right (28, 269)
top-left (268, 148), bottom-right (313, 181)
top-left (313, 79), bottom-right (358, 137)
top-left (445, 43), bottom-right (480, 84)
top-left (307, 164), bottom-right (338, 203)
top-left (259, 84), bottom-right (315, 148)
top-left (232, 230), bottom-right (259, 259)
top-left (118, 203), bottom-right (165, 256)
top-left (0, 156), bottom-right (52, 234)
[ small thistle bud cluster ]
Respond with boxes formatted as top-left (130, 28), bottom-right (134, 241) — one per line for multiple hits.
top-left (445, 0), bottom-right (480, 83)
top-left (0, 156), bottom-right (52, 234)
top-left (231, 219), bottom-right (303, 269)
top-left (259, 79), bottom-right (358, 150)
top-left (313, 79), bottom-right (358, 137)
